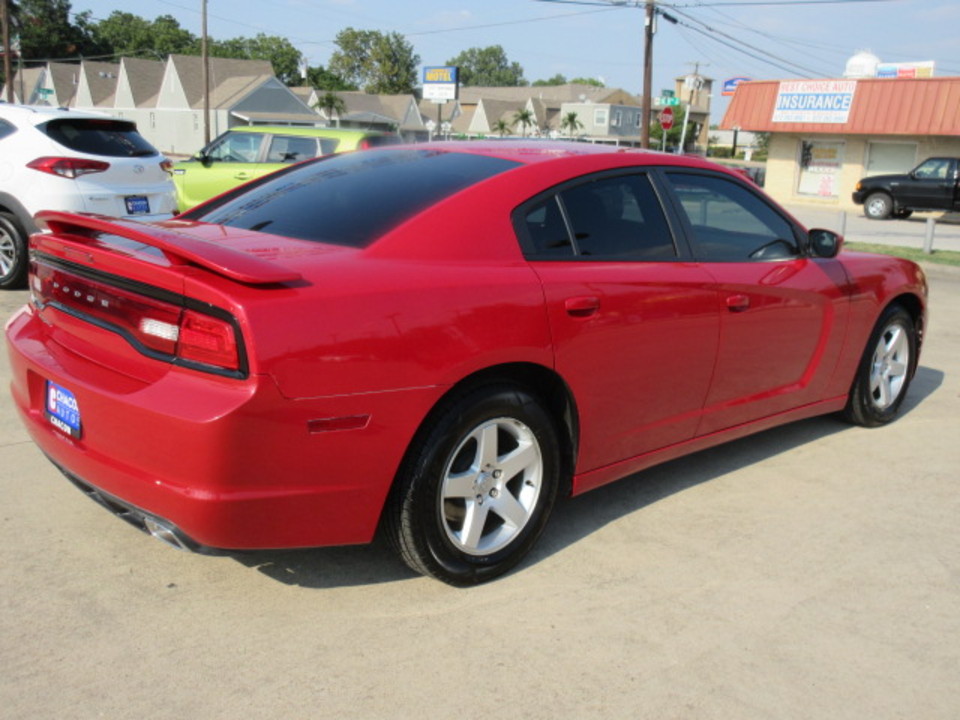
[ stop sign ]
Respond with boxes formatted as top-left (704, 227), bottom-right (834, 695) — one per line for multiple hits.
top-left (659, 106), bottom-right (674, 131)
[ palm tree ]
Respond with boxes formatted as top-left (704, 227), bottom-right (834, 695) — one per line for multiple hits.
top-left (559, 111), bottom-right (584, 139)
top-left (492, 118), bottom-right (511, 137)
top-left (313, 91), bottom-right (347, 128)
top-left (512, 109), bottom-right (534, 138)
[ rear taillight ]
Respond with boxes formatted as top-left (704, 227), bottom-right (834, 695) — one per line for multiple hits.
top-left (160, 159), bottom-right (173, 174)
top-left (27, 156), bottom-right (110, 179)
top-left (33, 263), bottom-right (241, 373)
top-left (177, 310), bottom-right (239, 369)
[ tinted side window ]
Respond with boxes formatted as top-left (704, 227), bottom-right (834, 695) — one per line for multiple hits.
top-left (360, 134), bottom-right (402, 148)
top-left (522, 173), bottom-right (676, 260)
top-left (0, 118), bottom-right (16, 141)
top-left (666, 172), bottom-right (799, 261)
top-left (41, 119), bottom-right (158, 157)
top-left (206, 132), bottom-right (265, 163)
top-left (265, 135), bottom-right (322, 163)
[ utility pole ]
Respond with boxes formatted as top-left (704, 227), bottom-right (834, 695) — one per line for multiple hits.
top-left (202, 0), bottom-right (210, 145)
top-left (641, 0), bottom-right (654, 149)
top-left (2, 0), bottom-right (12, 103)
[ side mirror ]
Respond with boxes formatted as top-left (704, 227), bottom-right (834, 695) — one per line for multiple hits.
top-left (808, 228), bottom-right (842, 259)
top-left (194, 150), bottom-right (212, 167)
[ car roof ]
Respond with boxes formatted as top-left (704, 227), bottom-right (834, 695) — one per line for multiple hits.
top-left (228, 125), bottom-right (387, 138)
top-left (400, 140), bottom-right (725, 172)
top-left (0, 103), bottom-right (115, 125)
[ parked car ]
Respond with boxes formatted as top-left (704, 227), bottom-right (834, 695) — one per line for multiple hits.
top-left (0, 103), bottom-right (176, 289)
top-left (171, 126), bottom-right (400, 211)
top-left (853, 156), bottom-right (960, 219)
top-left (6, 142), bottom-right (926, 585)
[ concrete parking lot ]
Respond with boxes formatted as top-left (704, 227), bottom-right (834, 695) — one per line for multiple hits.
top-left (2, 260), bottom-right (958, 719)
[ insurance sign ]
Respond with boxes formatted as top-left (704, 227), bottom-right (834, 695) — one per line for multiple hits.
top-left (772, 80), bottom-right (857, 124)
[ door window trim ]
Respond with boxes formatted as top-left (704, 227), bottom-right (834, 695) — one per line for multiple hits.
top-left (512, 168), bottom-right (691, 262)
top-left (652, 167), bottom-right (808, 262)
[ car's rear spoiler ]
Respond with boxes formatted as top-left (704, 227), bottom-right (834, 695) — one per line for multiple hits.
top-left (34, 211), bottom-right (302, 286)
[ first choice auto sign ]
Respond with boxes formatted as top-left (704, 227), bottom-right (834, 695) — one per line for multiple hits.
top-left (772, 80), bottom-right (857, 124)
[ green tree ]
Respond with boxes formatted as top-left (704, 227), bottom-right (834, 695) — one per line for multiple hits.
top-left (754, 132), bottom-right (770, 154)
top-left (512, 108), bottom-right (534, 137)
top-left (314, 91), bottom-right (346, 126)
top-left (559, 111), bottom-right (584, 138)
top-left (211, 33), bottom-right (303, 85)
top-left (15, 0), bottom-right (98, 61)
top-left (306, 64), bottom-right (355, 91)
top-left (447, 45), bottom-right (525, 87)
top-left (328, 28), bottom-right (419, 94)
top-left (570, 76), bottom-right (605, 87)
top-left (91, 12), bottom-right (197, 57)
top-left (492, 118), bottom-right (511, 137)
top-left (532, 73), bottom-right (567, 87)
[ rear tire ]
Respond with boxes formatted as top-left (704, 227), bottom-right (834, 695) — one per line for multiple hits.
top-left (843, 304), bottom-right (917, 427)
top-left (386, 384), bottom-right (561, 586)
top-left (0, 212), bottom-right (28, 290)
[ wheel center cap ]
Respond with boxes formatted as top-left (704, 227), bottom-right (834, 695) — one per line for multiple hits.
top-left (476, 468), bottom-right (503, 495)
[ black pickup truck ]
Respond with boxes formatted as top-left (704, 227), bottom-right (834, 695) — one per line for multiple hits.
top-left (852, 157), bottom-right (960, 219)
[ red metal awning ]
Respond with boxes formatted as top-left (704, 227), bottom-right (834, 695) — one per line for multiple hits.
top-left (721, 77), bottom-right (960, 136)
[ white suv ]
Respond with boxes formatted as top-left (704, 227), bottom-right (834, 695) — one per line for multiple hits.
top-left (0, 104), bottom-right (176, 289)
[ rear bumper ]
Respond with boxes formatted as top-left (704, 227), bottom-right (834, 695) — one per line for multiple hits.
top-left (56, 463), bottom-right (215, 553)
top-left (5, 305), bottom-right (439, 551)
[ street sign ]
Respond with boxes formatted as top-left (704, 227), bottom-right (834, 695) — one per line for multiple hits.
top-left (656, 96), bottom-right (680, 107)
top-left (659, 107), bottom-right (675, 131)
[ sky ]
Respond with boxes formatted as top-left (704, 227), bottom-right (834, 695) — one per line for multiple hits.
top-left (68, 0), bottom-right (960, 120)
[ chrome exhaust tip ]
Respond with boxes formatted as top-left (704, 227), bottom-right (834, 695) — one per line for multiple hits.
top-left (143, 516), bottom-right (191, 551)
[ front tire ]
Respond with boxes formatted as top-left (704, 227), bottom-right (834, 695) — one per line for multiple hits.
top-left (386, 384), bottom-right (561, 586)
top-left (0, 212), bottom-right (28, 290)
top-left (844, 304), bottom-right (918, 427)
top-left (863, 193), bottom-right (893, 220)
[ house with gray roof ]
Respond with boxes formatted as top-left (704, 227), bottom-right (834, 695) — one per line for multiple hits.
top-left (5, 55), bottom-right (320, 156)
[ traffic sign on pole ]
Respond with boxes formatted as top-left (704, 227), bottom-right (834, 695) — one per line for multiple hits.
top-left (659, 106), bottom-right (674, 131)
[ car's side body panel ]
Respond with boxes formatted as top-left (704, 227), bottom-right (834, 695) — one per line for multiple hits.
top-left (695, 257), bottom-right (851, 434)
top-left (4, 143), bottom-right (929, 557)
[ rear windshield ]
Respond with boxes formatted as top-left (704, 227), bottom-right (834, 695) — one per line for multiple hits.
top-left (41, 118), bottom-right (158, 158)
top-left (187, 149), bottom-right (520, 248)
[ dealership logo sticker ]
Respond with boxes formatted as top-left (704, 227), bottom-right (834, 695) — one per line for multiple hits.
top-left (772, 80), bottom-right (857, 124)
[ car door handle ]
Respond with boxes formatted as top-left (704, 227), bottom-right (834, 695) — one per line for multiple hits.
top-left (234, 172), bottom-right (251, 180)
top-left (725, 294), bottom-right (751, 312)
top-left (564, 296), bottom-right (600, 317)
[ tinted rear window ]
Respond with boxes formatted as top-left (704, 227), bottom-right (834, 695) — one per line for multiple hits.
top-left (41, 118), bottom-right (158, 157)
top-left (188, 149), bottom-right (520, 248)
top-left (0, 118), bottom-right (16, 141)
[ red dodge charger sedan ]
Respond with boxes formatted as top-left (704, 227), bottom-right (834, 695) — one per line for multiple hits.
top-left (5, 142), bottom-right (926, 585)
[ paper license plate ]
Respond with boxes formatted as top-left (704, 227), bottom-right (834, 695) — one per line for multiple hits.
top-left (125, 195), bottom-right (150, 214)
top-left (45, 380), bottom-right (82, 438)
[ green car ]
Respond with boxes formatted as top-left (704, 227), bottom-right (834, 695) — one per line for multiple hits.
top-left (172, 126), bottom-right (399, 211)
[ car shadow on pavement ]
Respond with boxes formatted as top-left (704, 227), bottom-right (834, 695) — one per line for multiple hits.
top-left (227, 364), bottom-right (944, 589)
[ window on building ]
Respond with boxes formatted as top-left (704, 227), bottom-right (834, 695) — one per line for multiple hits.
top-left (797, 140), bottom-right (844, 198)
top-left (594, 108), bottom-right (608, 126)
top-left (865, 142), bottom-right (916, 176)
